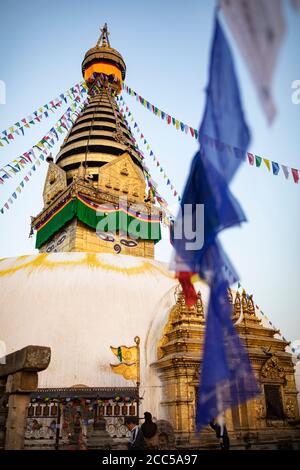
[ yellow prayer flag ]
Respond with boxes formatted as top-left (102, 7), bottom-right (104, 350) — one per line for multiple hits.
top-left (263, 159), bottom-right (271, 171)
top-left (110, 363), bottom-right (138, 381)
top-left (175, 120), bottom-right (180, 130)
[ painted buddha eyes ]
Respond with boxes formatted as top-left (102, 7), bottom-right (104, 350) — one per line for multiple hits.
top-left (98, 232), bottom-right (115, 242)
top-left (57, 235), bottom-right (66, 246)
top-left (45, 230), bottom-right (67, 252)
top-left (97, 231), bottom-right (138, 248)
top-left (120, 239), bottom-right (137, 247)
top-left (46, 244), bottom-right (55, 253)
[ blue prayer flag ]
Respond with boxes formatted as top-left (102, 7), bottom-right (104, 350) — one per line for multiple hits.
top-left (272, 161), bottom-right (280, 175)
top-left (173, 17), bottom-right (259, 432)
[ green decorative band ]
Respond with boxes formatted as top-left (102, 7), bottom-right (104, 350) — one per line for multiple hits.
top-left (35, 198), bottom-right (76, 249)
top-left (35, 197), bottom-right (161, 249)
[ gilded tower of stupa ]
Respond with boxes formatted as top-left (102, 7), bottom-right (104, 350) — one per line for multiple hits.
top-left (31, 24), bottom-right (161, 258)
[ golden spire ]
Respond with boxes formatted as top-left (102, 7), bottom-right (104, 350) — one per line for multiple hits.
top-left (247, 294), bottom-right (256, 317)
top-left (241, 289), bottom-right (248, 316)
top-left (82, 24), bottom-right (126, 94)
top-left (96, 23), bottom-right (111, 48)
top-left (233, 291), bottom-right (241, 321)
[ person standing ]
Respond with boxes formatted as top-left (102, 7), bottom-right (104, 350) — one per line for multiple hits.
top-left (125, 417), bottom-right (145, 450)
top-left (141, 412), bottom-right (159, 450)
top-left (210, 415), bottom-right (230, 450)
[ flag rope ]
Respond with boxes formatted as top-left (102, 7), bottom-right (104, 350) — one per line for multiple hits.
top-left (122, 84), bottom-right (299, 185)
top-left (235, 283), bottom-right (289, 343)
top-left (0, 98), bottom-right (88, 215)
top-left (0, 81), bottom-right (88, 150)
top-left (0, 98), bottom-right (87, 186)
top-left (117, 95), bottom-right (181, 205)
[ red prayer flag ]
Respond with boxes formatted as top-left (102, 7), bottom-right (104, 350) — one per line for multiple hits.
top-left (190, 127), bottom-right (195, 137)
top-left (247, 152), bottom-right (254, 165)
top-left (291, 168), bottom-right (299, 183)
top-left (177, 272), bottom-right (198, 307)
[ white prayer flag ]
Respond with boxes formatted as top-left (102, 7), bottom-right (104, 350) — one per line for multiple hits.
top-left (220, 0), bottom-right (286, 123)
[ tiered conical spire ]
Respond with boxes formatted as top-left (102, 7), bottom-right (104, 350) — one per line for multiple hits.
top-left (56, 24), bottom-right (143, 187)
top-left (32, 25), bottom-right (161, 257)
top-left (56, 86), bottom-right (143, 185)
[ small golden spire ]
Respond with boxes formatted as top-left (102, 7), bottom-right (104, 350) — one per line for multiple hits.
top-left (247, 294), bottom-right (256, 316)
top-left (233, 291), bottom-right (241, 320)
top-left (241, 289), bottom-right (248, 315)
top-left (196, 291), bottom-right (204, 316)
top-left (227, 287), bottom-right (233, 304)
top-left (96, 23), bottom-right (111, 48)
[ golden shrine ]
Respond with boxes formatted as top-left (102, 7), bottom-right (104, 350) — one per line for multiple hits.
top-left (0, 25), bottom-right (299, 450)
top-left (32, 23), bottom-right (159, 259)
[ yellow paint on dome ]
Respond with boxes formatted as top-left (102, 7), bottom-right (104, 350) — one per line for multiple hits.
top-left (0, 253), bottom-right (174, 279)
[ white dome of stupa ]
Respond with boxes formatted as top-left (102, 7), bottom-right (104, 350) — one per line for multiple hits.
top-left (0, 252), bottom-right (210, 417)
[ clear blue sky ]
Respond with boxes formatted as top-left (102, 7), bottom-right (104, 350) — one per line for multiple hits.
top-left (0, 0), bottom-right (299, 342)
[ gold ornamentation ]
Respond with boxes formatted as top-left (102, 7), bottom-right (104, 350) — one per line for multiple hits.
top-left (98, 153), bottom-right (146, 202)
top-left (285, 398), bottom-right (296, 419)
top-left (255, 399), bottom-right (266, 419)
top-left (247, 294), bottom-right (256, 316)
top-left (233, 291), bottom-right (241, 320)
top-left (110, 337), bottom-right (140, 382)
top-left (43, 162), bottom-right (67, 207)
top-left (260, 356), bottom-right (285, 382)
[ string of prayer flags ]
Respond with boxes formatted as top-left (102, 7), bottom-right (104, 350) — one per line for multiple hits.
top-left (0, 81), bottom-right (88, 149)
top-left (122, 85), bottom-right (299, 186)
top-left (0, 99), bottom-right (87, 212)
top-left (117, 95), bottom-right (181, 203)
top-left (0, 99), bottom-right (87, 186)
top-left (235, 283), bottom-right (289, 344)
top-left (0, 155), bottom-right (44, 215)
top-left (115, 99), bottom-right (176, 222)
top-left (122, 84), bottom-right (198, 141)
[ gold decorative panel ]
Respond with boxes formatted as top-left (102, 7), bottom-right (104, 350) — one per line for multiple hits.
top-left (98, 153), bottom-right (146, 202)
top-left (43, 162), bottom-right (67, 207)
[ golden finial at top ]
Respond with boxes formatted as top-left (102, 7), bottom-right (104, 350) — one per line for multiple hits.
top-left (96, 23), bottom-right (111, 48)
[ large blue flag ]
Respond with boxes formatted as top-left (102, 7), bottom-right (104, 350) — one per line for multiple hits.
top-left (173, 17), bottom-right (259, 431)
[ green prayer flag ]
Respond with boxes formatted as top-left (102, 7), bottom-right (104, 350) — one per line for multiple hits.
top-left (255, 155), bottom-right (262, 167)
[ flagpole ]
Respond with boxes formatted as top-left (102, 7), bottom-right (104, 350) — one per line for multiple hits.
top-left (134, 336), bottom-right (140, 424)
